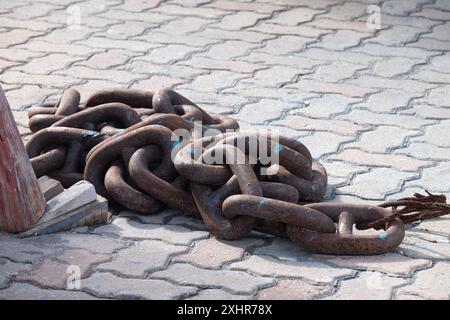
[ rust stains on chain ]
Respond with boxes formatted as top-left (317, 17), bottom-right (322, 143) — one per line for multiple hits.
top-left (105, 160), bottom-right (163, 214)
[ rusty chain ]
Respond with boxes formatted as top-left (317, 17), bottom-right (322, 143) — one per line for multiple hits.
top-left (25, 88), bottom-right (450, 255)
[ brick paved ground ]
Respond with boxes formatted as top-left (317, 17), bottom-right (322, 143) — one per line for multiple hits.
top-left (1, 0), bottom-right (450, 300)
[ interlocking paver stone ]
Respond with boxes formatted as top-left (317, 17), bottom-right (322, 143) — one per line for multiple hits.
top-left (213, 12), bottom-right (269, 31)
top-left (16, 53), bottom-right (80, 75)
top-left (0, 29), bottom-right (44, 48)
top-left (174, 237), bottom-right (264, 268)
top-left (357, 89), bottom-right (420, 113)
top-left (0, 71), bottom-right (80, 88)
top-left (367, 25), bottom-right (422, 46)
top-left (304, 62), bottom-right (366, 83)
top-left (120, 209), bottom-right (179, 225)
top-left (412, 120), bottom-right (450, 147)
top-left (395, 262), bottom-right (450, 299)
top-left (17, 249), bottom-right (110, 289)
top-left (189, 289), bottom-right (252, 300)
top-left (258, 279), bottom-right (332, 300)
top-left (206, 0), bottom-right (285, 14)
top-left (82, 272), bottom-right (197, 299)
top-left (287, 79), bottom-right (377, 97)
top-left (306, 18), bottom-right (378, 32)
top-left (200, 40), bottom-right (261, 60)
top-left (327, 272), bottom-right (408, 300)
top-left (323, 161), bottom-right (368, 179)
top-left (292, 94), bottom-right (360, 119)
top-left (422, 22), bottom-right (450, 42)
top-left (177, 70), bottom-right (249, 93)
top-left (314, 30), bottom-right (372, 50)
top-left (270, 7), bottom-right (325, 26)
top-left (152, 4), bottom-right (226, 19)
top-left (408, 38), bottom-right (450, 52)
top-left (299, 132), bottom-right (354, 158)
top-left (183, 56), bottom-right (262, 74)
top-left (75, 36), bottom-right (160, 52)
top-left (234, 99), bottom-right (294, 124)
top-left (242, 51), bottom-right (321, 68)
top-left (336, 168), bottom-right (417, 199)
top-left (133, 76), bottom-right (185, 90)
top-left (120, 0), bottom-right (162, 12)
top-left (298, 48), bottom-right (381, 64)
top-left (361, 42), bottom-right (435, 59)
top-left (427, 86), bottom-right (450, 107)
top-left (258, 35), bottom-right (315, 55)
top-left (0, 283), bottom-right (98, 300)
top-left (248, 23), bottom-right (331, 38)
top-left (197, 28), bottom-right (276, 44)
top-left (0, 235), bottom-right (56, 264)
top-left (395, 142), bottom-right (450, 160)
top-left (139, 44), bottom-right (200, 65)
top-left (273, 116), bottom-right (370, 136)
top-left (0, 258), bottom-right (33, 289)
top-left (29, 232), bottom-right (129, 254)
top-left (415, 162), bottom-right (450, 192)
top-left (127, 60), bottom-right (207, 79)
top-left (346, 76), bottom-right (435, 93)
top-left (55, 65), bottom-right (142, 84)
top-left (94, 217), bottom-right (209, 245)
top-left (329, 149), bottom-right (432, 171)
top-left (15, 40), bottom-right (97, 56)
top-left (346, 126), bottom-right (416, 153)
top-left (312, 253), bottom-right (431, 277)
top-left (414, 215), bottom-right (450, 234)
top-left (76, 50), bottom-right (130, 69)
top-left (399, 235), bottom-right (450, 260)
top-left (240, 65), bottom-right (302, 87)
top-left (411, 70), bottom-right (450, 85)
top-left (336, 109), bottom-right (435, 130)
top-left (98, 9), bottom-right (172, 25)
top-left (104, 21), bottom-right (154, 39)
top-left (320, 1), bottom-right (367, 20)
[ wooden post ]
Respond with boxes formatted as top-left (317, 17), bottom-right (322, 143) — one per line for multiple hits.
top-left (0, 85), bottom-right (46, 233)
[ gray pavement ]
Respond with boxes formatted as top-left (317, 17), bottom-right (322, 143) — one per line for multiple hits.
top-left (0, 0), bottom-right (449, 300)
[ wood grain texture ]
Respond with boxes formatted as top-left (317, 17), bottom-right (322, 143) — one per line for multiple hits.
top-left (0, 86), bottom-right (46, 233)
top-left (19, 195), bottom-right (109, 238)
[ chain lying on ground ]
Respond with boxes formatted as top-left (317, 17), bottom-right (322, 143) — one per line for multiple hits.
top-left (25, 88), bottom-right (450, 255)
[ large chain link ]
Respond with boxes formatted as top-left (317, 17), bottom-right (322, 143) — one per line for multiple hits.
top-left (25, 88), bottom-right (410, 255)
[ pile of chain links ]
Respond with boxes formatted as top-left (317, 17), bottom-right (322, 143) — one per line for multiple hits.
top-left (25, 88), bottom-right (449, 255)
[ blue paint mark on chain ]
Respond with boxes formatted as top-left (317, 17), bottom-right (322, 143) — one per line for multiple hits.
top-left (172, 140), bottom-right (181, 149)
top-left (274, 144), bottom-right (283, 153)
top-left (81, 131), bottom-right (102, 140)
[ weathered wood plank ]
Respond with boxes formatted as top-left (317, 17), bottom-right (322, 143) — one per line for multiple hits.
top-left (0, 85), bottom-right (46, 233)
